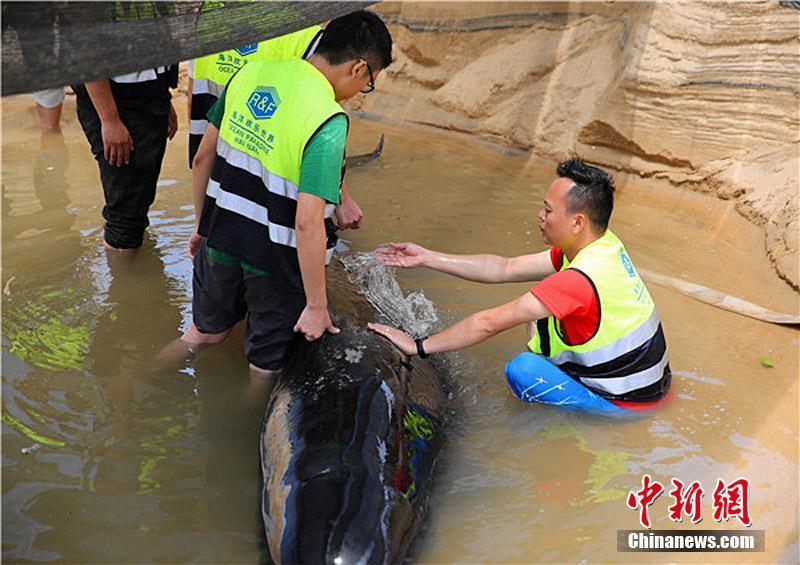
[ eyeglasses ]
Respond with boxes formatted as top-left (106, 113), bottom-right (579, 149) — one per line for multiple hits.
top-left (360, 60), bottom-right (375, 94)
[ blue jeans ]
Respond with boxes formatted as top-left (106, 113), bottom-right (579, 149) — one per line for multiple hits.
top-left (504, 352), bottom-right (629, 415)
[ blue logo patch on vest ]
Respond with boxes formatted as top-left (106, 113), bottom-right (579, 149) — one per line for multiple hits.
top-left (234, 43), bottom-right (258, 56)
top-left (246, 86), bottom-right (281, 120)
top-left (620, 251), bottom-right (636, 277)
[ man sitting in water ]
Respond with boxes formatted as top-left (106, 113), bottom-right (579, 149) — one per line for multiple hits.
top-left (368, 158), bottom-right (671, 414)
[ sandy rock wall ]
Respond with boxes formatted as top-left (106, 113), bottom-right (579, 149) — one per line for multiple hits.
top-left (354, 1), bottom-right (799, 288)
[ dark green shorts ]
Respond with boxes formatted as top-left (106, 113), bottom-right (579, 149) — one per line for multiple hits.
top-left (192, 243), bottom-right (306, 370)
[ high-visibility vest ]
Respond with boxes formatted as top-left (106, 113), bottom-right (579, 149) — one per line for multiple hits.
top-left (198, 58), bottom-right (347, 289)
top-left (111, 66), bottom-right (175, 86)
top-left (192, 26), bottom-right (321, 98)
top-left (189, 26), bottom-right (322, 164)
top-left (528, 230), bottom-right (670, 399)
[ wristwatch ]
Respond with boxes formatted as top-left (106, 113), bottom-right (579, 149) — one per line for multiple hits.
top-left (415, 337), bottom-right (429, 359)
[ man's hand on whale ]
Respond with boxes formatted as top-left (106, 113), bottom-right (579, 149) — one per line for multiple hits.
top-left (367, 323), bottom-right (417, 355)
top-left (368, 291), bottom-right (550, 357)
top-left (294, 193), bottom-right (342, 341)
top-left (295, 304), bottom-right (340, 342)
top-left (369, 238), bottom-right (552, 356)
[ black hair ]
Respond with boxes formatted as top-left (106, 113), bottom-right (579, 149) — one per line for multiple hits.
top-left (316, 10), bottom-right (392, 70)
top-left (556, 157), bottom-right (616, 231)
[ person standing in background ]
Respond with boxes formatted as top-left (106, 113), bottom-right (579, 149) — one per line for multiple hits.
top-left (33, 87), bottom-right (65, 130)
top-left (73, 65), bottom-right (179, 252)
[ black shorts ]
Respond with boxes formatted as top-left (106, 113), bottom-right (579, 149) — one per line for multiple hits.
top-left (192, 243), bottom-right (306, 370)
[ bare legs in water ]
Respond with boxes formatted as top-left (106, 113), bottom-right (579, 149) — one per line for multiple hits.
top-left (157, 323), bottom-right (280, 407)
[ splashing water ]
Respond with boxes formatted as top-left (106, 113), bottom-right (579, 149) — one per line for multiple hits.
top-left (340, 252), bottom-right (439, 339)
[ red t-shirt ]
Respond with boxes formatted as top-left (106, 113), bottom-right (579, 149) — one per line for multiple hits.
top-left (530, 247), bottom-right (600, 346)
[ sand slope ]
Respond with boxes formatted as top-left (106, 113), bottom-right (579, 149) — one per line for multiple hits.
top-left (352, 2), bottom-right (799, 288)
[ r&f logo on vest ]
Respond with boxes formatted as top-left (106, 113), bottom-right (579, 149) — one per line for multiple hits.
top-left (247, 86), bottom-right (281, 120)
top-left (235, 43), bottom-right (258, 57)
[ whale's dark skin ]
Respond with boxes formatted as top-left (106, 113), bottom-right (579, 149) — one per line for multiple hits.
top-left (260, 264), bottom-right (449, 565)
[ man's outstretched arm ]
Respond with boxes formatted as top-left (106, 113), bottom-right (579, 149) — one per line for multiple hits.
top-left (375, 242), bottom-right (555, 283)
top-left (368, 291), bottom-right (551, 355)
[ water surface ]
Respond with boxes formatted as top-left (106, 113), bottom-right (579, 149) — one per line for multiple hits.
top-left (2, 95), bottom-right (798, 563)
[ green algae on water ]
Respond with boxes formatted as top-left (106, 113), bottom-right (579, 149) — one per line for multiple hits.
top-left (540, 420), bottom-right (630, 504)
top-left (2, 412), bottom-right (65, 447)
top-left (4, 286), bottom-right (91, 371)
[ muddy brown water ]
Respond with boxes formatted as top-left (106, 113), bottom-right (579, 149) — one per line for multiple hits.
top-left (2, 94), bottom-right (798, 563)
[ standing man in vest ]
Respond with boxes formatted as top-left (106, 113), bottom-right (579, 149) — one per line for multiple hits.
top-left (369, 158), bottom-right (671, 415)
top-left (177, 11), bottom-right (392, 384)
top-left (74, 65), bottom-right (179, 251)
top-left (187, 26), bottom-right (322, 166)
top-left (189, 23), bottom-right (364, 231)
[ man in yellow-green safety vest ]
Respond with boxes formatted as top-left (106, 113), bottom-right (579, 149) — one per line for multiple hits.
top-left (188, 23), bottom-right (363, 232)
top-left (187, 26), bottom-right (322, 166)
top-left (369, 158), bottom-right (671, 415)
top-left (167, 11), bottom-right (393, 390)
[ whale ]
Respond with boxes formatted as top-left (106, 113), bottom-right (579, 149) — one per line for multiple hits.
top-left (259, 262), bottom-right (449, 564)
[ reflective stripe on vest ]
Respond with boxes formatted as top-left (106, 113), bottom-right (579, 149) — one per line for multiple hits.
top-left (190, 118), bottom-right (209, 136)
top-left (216, 137), bottom-right (302, 200)
top-left (528, 230), bottom-right (668, 396)
top-left (206, 179), bottom-right (335, 264)
top-left (206, 174), bottom-right (336, 235)
top-left (580, 350), bottom-right (669, 396)
top-left (192, 77), bottom-right (225, 98)
top-left (549, 307), bottom-right (661, 367)
top-left (112, 66), bottom-right (167, 84)
top-left (204, 58), bottom-right (345, 267)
